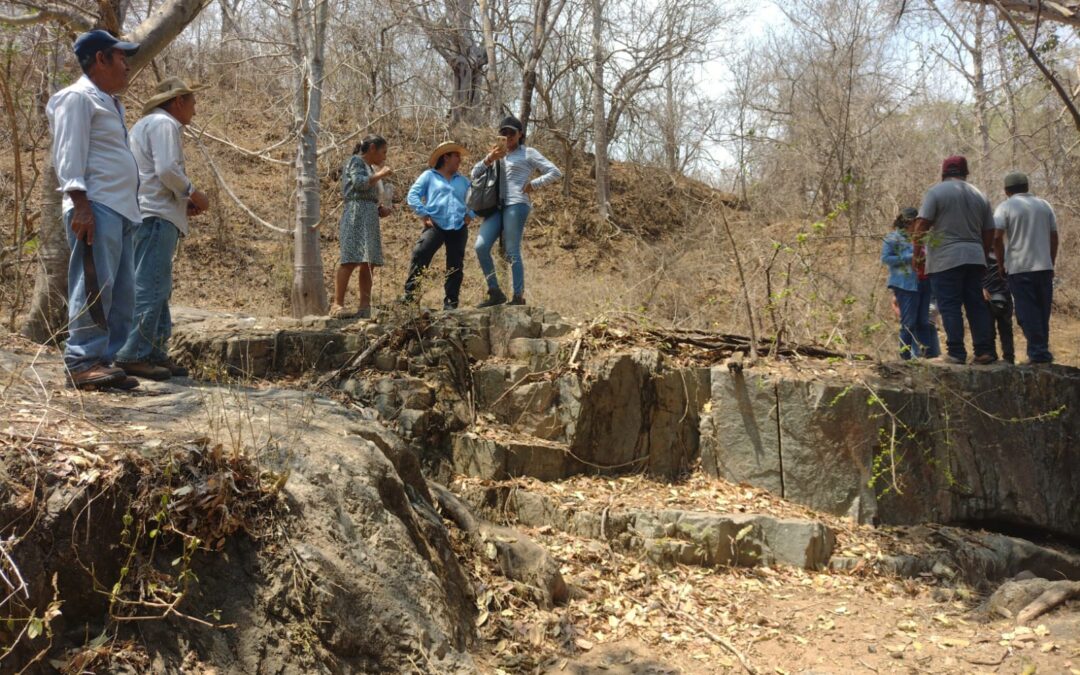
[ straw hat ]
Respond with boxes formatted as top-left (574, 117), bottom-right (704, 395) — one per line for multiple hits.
top-left (428, 141), bottom-right (467, 168)
top-left (142, 76), bottom-right (207, 116)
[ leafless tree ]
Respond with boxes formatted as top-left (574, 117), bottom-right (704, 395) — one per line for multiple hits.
top-left (288, 0), bottom-right (330, 317)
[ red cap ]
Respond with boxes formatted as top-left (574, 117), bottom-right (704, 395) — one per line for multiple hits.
top-left (941, 155), bottom-right (969, 177)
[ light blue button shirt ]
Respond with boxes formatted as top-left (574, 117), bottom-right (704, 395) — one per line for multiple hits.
top-left (46, 75), bottom-right (141, 223)
top-left (407, 169), bottom-right (473, 230)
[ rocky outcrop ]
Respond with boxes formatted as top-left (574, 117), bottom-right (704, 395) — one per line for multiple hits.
top-left (700, 364), bottom-right (1080, 538)
top-left (830, 525), bottom-right (1080, 587)
top-left (459, 483), bottom-right (835, 570)
top-left (171, 306), bottom-right (1080, 538)
top-left (0, 350), bottom-right (477, 673)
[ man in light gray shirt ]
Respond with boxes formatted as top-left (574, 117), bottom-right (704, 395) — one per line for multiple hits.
top-left (114, 77), bottom-right (209, 380)
top-left (47, 30), bottom-right (142, 390)
top-left (993, 172), bottom-right (1057, 364)
top-left (913, 155), bottom-right (997, 365)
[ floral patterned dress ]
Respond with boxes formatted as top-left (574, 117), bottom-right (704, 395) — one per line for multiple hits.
top-left (338, 156), bottom-right (383, 265)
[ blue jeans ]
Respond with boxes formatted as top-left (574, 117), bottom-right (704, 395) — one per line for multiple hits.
top-left (929, 264), bottom-right (995, 361)
top-left (893, 279), bottom-right (940, 359)
top-left (116, 217), bottom-right (180, 364)
top-left (1008, 270), bottom-right (1054, 363)
top-left (63, 202), bottom-right (136, 374)
top-left (475, 203), bottom-right (530, 297)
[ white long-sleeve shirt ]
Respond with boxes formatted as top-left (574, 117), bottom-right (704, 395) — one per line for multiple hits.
top-left (45, 75), bottom-right (141, 223)
top-left (130, 109), bottom-right (194, 235)
top-left (471, 145), bottom-right (562, 207)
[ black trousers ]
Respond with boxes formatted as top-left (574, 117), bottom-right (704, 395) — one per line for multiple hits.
top-left (403, 225), bottom-right (468, 305)
top-left (987, 296), bottom-right (1015, 363)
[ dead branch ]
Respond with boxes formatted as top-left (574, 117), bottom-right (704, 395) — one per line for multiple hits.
top-left (0, 4), bottom-right (92, 29)
top-left (314, 330), bottom-right (393, 390)
top-left (989, 0), bottom-right (1080, 132)
top-left (1017, 580), bottom-right (1080, 624)
top-left (191, 137), bottom-right (291, 235)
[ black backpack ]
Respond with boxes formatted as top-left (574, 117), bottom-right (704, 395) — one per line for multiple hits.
top-left (466, 160), bottom-right (502, 217)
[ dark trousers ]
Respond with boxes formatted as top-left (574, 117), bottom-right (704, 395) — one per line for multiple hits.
top-left (987, 295), bottom-right (1015, 363)
top-left (930, 264), bottom-right (995, 361)
top-left (1008, 270), bottom-right (1054, 363)
top-left (893, 281), bottom-right (940, 359)
top-left (403, 225), bottom-right (468, 306)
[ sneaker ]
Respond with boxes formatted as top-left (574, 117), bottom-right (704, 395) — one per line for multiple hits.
top-left (443, 299), bottom-right (459, 311)
top-left (507, 295), bottom-right (526, 306)
top-left (118, 361), bottom-right (172, 381)
top-left (935, 354), bottom-right (965, 365)
top-left (68, 363), bottom-right (126, 390)
top-left (356, 307), bottom-right (372, 319)
top-left (153, 357), bottom-right (189, 377)
top-left (972, 354), bottom-right (997, 365)
top-left (477, 288), bottom-right (507, 308)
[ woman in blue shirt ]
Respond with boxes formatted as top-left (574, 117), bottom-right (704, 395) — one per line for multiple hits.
top-left (403, 142), bottom-right (474, 310)
top-left (882, 207), bottom-right (939, 359)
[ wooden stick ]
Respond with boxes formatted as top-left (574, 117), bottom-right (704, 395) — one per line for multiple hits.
top-left (314, 331), bottom-right (393, 389)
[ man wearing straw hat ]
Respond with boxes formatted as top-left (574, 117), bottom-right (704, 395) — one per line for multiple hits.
top-left (401, 141), bottom-right (474, 310)
top-left (47, 30), bottom-right (142, 390)
top-left (114, 77), bottom-right (210, 380)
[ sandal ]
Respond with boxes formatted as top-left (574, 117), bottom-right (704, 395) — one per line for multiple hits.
top-left (329, 303), bottom-right (354, 319)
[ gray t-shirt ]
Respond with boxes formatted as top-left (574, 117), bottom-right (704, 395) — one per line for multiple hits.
top-left (918, 178), bottom-right (994, 273)
top-left (993, 193), bottom-right (1057, 274)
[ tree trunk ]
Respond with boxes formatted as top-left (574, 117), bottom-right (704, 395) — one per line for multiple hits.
top-left (289, 0), bottom-right (328, 318)
top-left (20, 152), bottom-right (68, 343)
top-left (591, 0), bottom-right (609, 219)
top-left (219, 0), bottom-right (241, 38)
top-left (17, 0), bottom-right (209, 342)
top-left (661, 61), bottom-right (678, 174)
top-left (520, 0), bottom-right (565, 134)
top-left (448, 50), bottom-right (487, 125)
top-left (415, 0), bottom-right (488, 125)
top-left (972, 8), bottom-right (991, 169)
top-left (478, 0), bottom-right (500, 117)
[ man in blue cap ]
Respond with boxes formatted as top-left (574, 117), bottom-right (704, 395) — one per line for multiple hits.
top-left (46, 30), bottom-right (142, 390)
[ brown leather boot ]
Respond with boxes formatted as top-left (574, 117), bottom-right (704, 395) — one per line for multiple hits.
top-left (118, 361), bottom-right (172, 381)
top-left (68, 363), bottom-right (125, 390)
top-left (153, 357), bottom-right (189, 377)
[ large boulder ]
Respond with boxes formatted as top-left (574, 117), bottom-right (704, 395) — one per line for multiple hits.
top-left (0, 350), bottom-right (477, 673)
top-left (700, 363), bottom-right (1080, 538)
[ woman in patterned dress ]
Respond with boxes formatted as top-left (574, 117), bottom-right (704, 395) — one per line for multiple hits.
top-left (331, 135), bottom-right (393, 318)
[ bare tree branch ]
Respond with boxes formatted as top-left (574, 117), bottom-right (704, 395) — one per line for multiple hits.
top-left (989, 0), bottom-right (1080, 132)
top-left (958, 0), bottom-right (1080, 27)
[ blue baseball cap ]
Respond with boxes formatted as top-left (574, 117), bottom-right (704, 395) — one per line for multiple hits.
top-left (73, 30), bottom-right (140, 60)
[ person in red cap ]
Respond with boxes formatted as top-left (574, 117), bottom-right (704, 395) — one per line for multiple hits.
top-left (911, 155), bottom-right (997, 365)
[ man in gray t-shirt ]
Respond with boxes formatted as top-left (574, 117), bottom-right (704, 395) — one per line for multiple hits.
top-left (993, 172), bottom-right (1057, 363)
top-left (913, 155), bottom-right (996, 364)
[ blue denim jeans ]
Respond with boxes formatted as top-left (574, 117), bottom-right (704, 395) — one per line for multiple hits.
top-left (1008, 270), bottom-right (1054, 363)
top-left (116, 217), bottom-right (180, 364)
top-left (63, 202), bottom-right (136, 374)
top-left (893, 279), bottom-right (940, 359)
top-left (475, 203), bottom-right (530, 297)
top-left (929, 264), bottom-right (995, 361)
